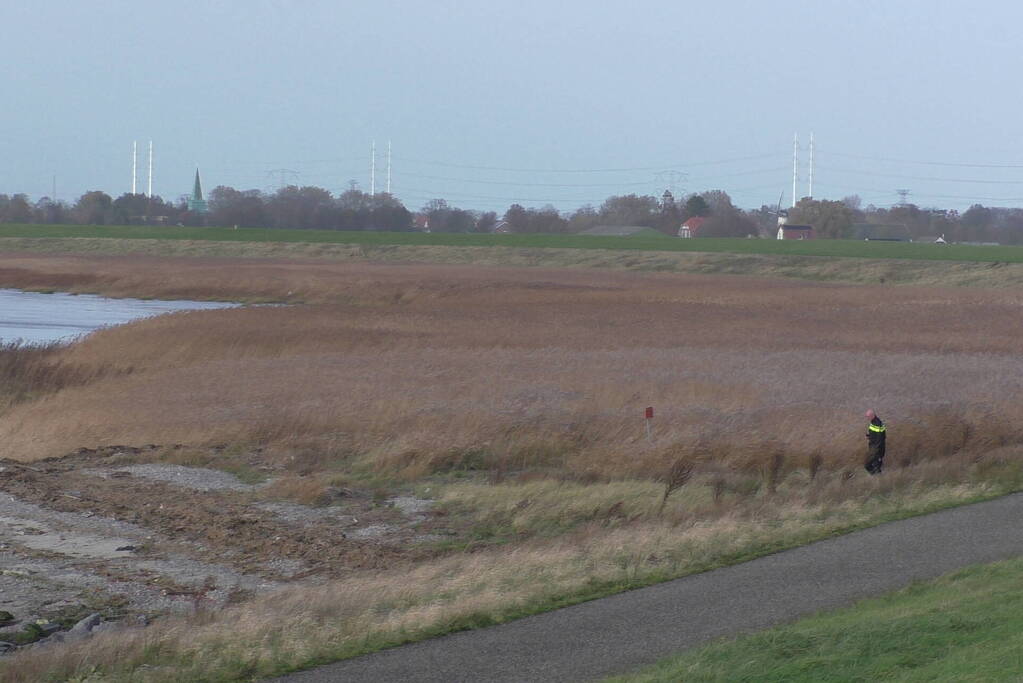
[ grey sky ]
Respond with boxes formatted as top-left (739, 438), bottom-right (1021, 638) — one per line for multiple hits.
top-left (6, 0), bottom-right (1023, 212)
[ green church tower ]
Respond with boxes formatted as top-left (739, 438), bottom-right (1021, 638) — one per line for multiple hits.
top-left (188, 168), bottom-right (209, 214)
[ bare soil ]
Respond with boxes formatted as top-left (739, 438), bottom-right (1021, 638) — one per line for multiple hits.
top-left (0, 446), bottom-right (444, 642)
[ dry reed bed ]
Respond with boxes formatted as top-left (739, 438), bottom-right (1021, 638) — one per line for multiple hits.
top-left (1, 260), bottom-right (1021, 472)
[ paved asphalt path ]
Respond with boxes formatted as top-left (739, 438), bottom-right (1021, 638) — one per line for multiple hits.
top-left (272, 493), bottom-right (1023, 682)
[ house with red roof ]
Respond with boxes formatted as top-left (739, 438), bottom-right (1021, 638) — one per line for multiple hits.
top-left (678, 216), bottom-right (706, 238)
top-left (412, 214), bottom-right (430, 232)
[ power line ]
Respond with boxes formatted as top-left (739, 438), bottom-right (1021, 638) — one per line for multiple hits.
top-left (396, 172), bottom-right (656, 188)
top-left (820, 150), bottom-right (1023, 169)
top-left (390, 152), bottom-right (784, 174)
top-left (814, 182), bottom-right (1023, 204)
top-left (816, 165), bottom-right (1023, 185)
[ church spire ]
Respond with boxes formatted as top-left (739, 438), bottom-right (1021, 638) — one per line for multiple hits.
top-left (188, 168), bottom-right (209, 213)
top-left (192, 168), bottom-right (204, 201)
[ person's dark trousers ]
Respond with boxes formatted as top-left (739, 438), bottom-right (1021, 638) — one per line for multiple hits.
top-left (865, 444), bottom-right (885, 474)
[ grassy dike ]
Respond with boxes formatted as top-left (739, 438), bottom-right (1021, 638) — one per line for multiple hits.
top-left (4, 223), bottom-right (1023, 262)
top-left (607, 556), bottom-right (1023, 682)
top-left (4, 236), bottom-right (1023, 292)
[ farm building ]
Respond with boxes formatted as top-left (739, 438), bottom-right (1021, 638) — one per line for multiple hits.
top-left (677, 216), bottom-right (706, 238)
top-left (412, 214), bottom-right (430, 232)
top-left (776, 224), bottom-right (814, 240)
top-left (852, 223), bottom-right (911, 241)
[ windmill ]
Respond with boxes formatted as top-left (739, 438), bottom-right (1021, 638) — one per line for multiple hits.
top-left (771, 190), bottom-right (788, 238)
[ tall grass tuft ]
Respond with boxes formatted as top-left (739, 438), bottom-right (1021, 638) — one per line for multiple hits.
top-left (659, 457), bottom-right (693, 515)
top-left (0, 341), bottom-right (126, 413)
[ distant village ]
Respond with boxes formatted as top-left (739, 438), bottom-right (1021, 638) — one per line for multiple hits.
top-left (0, 170), bottom-right (1016, 245)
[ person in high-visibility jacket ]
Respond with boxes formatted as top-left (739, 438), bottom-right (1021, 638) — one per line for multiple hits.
top-left (864, 409), bottom-right (886, 474)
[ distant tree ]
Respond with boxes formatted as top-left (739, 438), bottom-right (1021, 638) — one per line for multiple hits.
top-left (73, 191), bottom-right (114, 225)
top-left (567, 205), bottom-right (599, 233)
top-left (208, 186), bottom-right (267, 228)
top-left (111, 193), bottom-right (153, 224)
top-left (680, 190), bottom-right (756, 237)
top-left (503, 204), bottom-right (529, 232)
top-left (657, 190), bottom-right (683, 235)
top-left (684, 194), bottom-right (710, 218)
top-left (426, 198), bottom-right (474, 232)
top-left (500, 204), bottom-right (567, 233)
top-left (749, 204), bottom-right (781, 238)
top-left (33, 197), bottom-right (69, 224)
top-left (266, 185), bottom-right (335, 230)
top-left (789, 198), bottom-right (858, 239)
top-left (338, 189), bottom-right (371, 212)
top-left (0, 193), bottom-right (33, 223)
top-left (842, 195), bottom-right (863, 211)
top-left (368, 193), bottom-right (413, 231)
top-left (960, 204), bottom-right (994, 242)
top-left (999, 210), bottom-right (1023, 245)
top-left (599, 194), bottom-right (659, 226)
top-left (421, 198), bottom-right (448, 213)
top-left (700, 190), bottom-right (735, 216)
top-left (475, 211), bottom-right (498, 233)
top-left (528, 205), bottom-right (568, 233)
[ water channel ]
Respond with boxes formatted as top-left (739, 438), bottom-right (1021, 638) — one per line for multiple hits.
top-left (0, 289), bottom-right (236, 346)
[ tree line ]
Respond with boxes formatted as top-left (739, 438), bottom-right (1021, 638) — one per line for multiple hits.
top-left (786, 196), bottom-right (1023, 244)
top-left (2, 185), bottom-right (1023, 244)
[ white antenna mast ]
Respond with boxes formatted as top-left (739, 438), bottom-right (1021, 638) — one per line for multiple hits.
top-left (791, 133), bottom-right (799, 207)
top-left (132, 141), bottom-right (137, 194)
top-left (808, 132), bottom-right (815, 199)
top-left (147, 140), bottom-right (153, 198)
top-left (386, 140), bottom-right (392, 194)
top-left (370, 140), bottom-right (376, 196)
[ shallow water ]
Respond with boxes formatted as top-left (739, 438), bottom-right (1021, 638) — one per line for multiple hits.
top-left (0, 288), bottom-right (235, 345)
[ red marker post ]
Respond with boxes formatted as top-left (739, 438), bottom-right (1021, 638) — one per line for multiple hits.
top-left (645, 406), bottom-right (654, 441)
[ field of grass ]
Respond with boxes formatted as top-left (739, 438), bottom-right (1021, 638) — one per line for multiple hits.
top-left (3, 256), bottom-right (1023, 680)
top-left (3, 222), bottom-right (1023, 263)
top-left (608, 556), bottom-right (1023, 682)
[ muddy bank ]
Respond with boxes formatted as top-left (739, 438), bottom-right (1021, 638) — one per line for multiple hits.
top-left (0, 446), bottom-right (442, 652)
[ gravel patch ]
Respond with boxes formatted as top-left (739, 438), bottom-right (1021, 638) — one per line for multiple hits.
top-left (347, 524), bottom-right (398, 539)
top-left (84, 464), bottom-right (261, 492)
top-left (255, 501), bottom-right (357, 527)
top-left (387, 496), bottom-right (433, 520)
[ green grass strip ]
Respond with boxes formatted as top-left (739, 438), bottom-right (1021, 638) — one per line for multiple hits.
top-left (3, 224), bottom-right (1023, 263)
top-left (608, 556), bottom-right (1023, 682)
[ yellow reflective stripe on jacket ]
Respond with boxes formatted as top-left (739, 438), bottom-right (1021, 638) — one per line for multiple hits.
top-left (868, 423), bottom-right (886, 433)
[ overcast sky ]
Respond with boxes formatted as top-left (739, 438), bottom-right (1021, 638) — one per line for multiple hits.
top-left (6, 0), bottom-right (1023, 212)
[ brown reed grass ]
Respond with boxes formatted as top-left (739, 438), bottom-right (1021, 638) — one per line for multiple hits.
top-left (2, 259), bottom-right (1023, 476)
